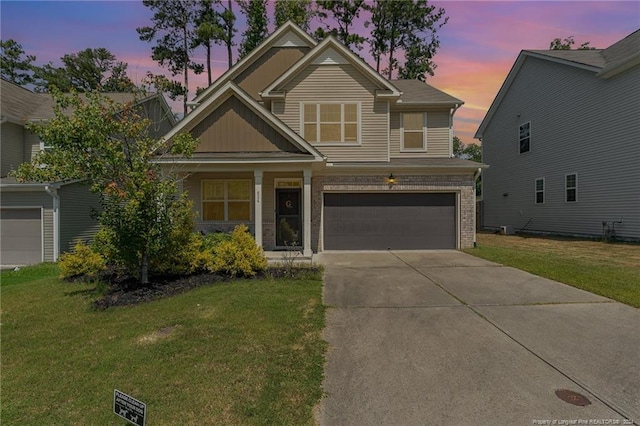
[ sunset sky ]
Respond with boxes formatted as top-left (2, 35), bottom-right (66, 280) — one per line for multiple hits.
top-left (1, 1), bottom-right (638, 143)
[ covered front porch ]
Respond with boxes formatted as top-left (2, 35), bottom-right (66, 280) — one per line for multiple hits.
top-left (177, 165), bottom-right (315, 257)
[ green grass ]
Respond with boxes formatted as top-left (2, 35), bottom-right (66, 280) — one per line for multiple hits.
top-left (465, 234), bottom-right (640, 308)
top-left (1, 262), bottom-right (60, 287)
top-left (1, 265), bottom-right (326, 425)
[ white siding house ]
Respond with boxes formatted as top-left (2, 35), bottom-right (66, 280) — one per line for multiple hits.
top-left (475, 30), bottom-right (640, 241)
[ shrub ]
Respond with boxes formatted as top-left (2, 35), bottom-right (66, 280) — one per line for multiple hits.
top-left (59, 241), bottom-right (106, 280)
top-left (212, 225), bottom-right (267, 277)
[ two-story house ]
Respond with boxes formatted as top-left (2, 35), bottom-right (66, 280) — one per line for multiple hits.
top-left (0, 79), bottom-right (176, 265)
top-left (159, 22), bottom-right (484, 256)
top-left (475, 30), bottom-right (640, 241)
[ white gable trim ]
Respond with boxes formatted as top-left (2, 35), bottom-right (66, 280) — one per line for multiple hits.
top-left (193, 21), bottom-right (316, 104)
top-left (261, 36), bottom-right (402, 99)
top-left (162, 81), bottom-right (325, 162)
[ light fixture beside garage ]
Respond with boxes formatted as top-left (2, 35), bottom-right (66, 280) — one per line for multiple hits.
top-left (387, 173), bottom-right (396, 185)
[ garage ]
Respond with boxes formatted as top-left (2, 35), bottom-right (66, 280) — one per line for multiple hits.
top-left (323, 193), bottom-right (456, 250)
top-left (0, 208), bottom-right (43, 265)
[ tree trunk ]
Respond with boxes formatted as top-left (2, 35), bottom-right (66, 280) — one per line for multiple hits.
top-left (227, 0), bottom-right (233, 68)
top-left (206, 42), bottom-right (212, 86)
top-left (141, 249), bottom-right (149, 285)
top-left (183, 26), bottom-right (189, 117)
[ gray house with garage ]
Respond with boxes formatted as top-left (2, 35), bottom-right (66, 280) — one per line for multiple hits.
top-left (0, 79), bottom-right (176, 265)
top-left (159, 22), bottom-right (485, 255)
top-left (475, 30), bottom-right (640, 241)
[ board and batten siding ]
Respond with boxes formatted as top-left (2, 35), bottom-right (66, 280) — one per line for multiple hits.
top-left (234, 47), bottom-right (309, 100)
top-left (191, 97), bottom-right (301, 153)
top-left (482, 56), bottom-right (640, 240)
top-left (389, 110), bottom-right (451, 158)
top-left (274, 64), bottom-right (388, 162)
top-left (0, 191), bottom-right (54, 261)
top-left (58, 182), bottom-right (100, 254)
top-left (1, 122), bottom-right (23, 177)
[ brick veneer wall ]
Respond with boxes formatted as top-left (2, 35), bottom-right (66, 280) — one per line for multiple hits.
top-left (311, 174), bottom-right (476, 251)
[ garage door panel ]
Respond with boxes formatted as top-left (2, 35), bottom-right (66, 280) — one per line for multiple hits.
top-left (324, 193), bottom-right (456, 250)
top-left (1, 208), bottom-right (42, 265)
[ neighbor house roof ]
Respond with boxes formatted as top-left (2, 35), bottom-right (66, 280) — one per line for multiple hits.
top-left (474, 30), bottom-right (640, 139)
top-left (390, 79), bottom-right (463, 106)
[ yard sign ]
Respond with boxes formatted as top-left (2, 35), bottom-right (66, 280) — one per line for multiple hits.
top-left (113, 389), bottom-right (146, 426)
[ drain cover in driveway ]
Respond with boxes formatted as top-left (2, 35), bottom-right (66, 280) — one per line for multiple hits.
top-left (555, 389), bottom-right (591, 406)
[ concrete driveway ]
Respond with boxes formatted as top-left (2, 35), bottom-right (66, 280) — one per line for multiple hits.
top-left (315, 251), bottom-right (639, 426)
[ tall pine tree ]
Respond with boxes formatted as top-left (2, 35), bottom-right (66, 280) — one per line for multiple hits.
top-left (275, 0), bottom-right (314, 31)
top-left (238, 0), bottom-right (269, 59)
top-left (316, 0), bottom-right (366, 50)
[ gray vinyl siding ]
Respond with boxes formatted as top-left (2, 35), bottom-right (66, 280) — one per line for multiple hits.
top-left (482, 56), bottom-right (640, 240)
top-left (390, 110), bottom-right (451, 158)
top-left (1, 123), bottom-right (23, 177)
top-left (0, 191), bottom-right (54, 261)
top-left (274, 64), bottom-right (388, 162)
top-left (24, 129), bottom-right (41, 161)
top-left (58, 182), bottom-right (100, 253)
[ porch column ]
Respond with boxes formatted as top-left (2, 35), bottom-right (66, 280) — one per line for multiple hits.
top-left (254, 170), bottom-right (263, 248)
top-left (303, 168), bottom-right (312, 257)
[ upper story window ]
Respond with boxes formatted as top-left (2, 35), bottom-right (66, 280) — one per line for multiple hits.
top-left (303, 103), bottom-right (358, 144)
top-left (566, 173), bottom-right (577, 202)
top-left (202, 179), bottom-right (251, 221)
top-left (401, 112), bottom-right (427, 151)
top-left (519, 122), bottom-right (531, 153)
top-left (535, 178), bottom-right (545, 204)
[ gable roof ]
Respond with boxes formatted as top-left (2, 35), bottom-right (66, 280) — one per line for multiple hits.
top-left (160, 81), bottom-right (325, 163)
top-left (192, 21), bottom-right (317, 104)
top-left (261, 36), bottom-right (402, 99)
top-left (474, 30), bottom-right (640, 139)
top-left (390, 79), bottom-right (463, 106)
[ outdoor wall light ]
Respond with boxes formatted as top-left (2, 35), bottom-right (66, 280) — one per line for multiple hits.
top-left (388, 173), bottom-right (396, 185)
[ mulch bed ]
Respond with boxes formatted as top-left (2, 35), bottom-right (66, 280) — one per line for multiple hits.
top-left (90, 265), bottom-right (321, 310)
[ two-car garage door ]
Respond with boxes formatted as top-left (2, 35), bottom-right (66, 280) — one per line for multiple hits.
top-left (323, 193), bottom-right (456, 250)
top-left (0, 208), bottom-right (43, 265)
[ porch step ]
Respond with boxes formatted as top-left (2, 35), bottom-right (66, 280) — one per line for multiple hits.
top-left (264, 251), bottom-right (313, 265)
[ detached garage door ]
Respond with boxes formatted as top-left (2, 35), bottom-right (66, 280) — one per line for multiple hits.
top-left (324, 193), bottom-right (456, 250)
top-left (0, 209), bottom-right (42, 265)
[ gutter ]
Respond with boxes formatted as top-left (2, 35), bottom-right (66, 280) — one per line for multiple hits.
top-left (450, 103), bottom-right (462, 157)
top-left (44, 185), bottom-right (60, 261)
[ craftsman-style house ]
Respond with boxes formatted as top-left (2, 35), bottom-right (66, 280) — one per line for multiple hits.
top-left (160, 22), bottom-right (484, 255)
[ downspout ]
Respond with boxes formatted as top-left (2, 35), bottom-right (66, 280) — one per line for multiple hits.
top-left (45, 185), bottom-right (60, 261)
top-left (449, 104), bottom-right (462, 157)
top-left (473, 167), bottom-right (482, 248)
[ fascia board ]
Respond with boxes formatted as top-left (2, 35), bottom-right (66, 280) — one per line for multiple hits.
top-left (261, 37), bottom-right (401, 98)
top-left (193, 22), bottom-right (317, 104)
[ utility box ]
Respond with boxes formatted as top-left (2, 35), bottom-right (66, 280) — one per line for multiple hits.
top-left (501, 225), bottom-right (515, 235)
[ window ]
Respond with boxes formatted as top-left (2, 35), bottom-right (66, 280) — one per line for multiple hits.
top-left (303, 103), bottom-right (358, 143)
top-left (402, 112), bottom-right (426, 150)
top-left (566, 173), bottom-right (577, 202)
top-left (202, 180), bottom-right (251, 221)
top-left (519, 122), bottom-right (530, 153)
top-left (535, 178), bottom-right (545, 204)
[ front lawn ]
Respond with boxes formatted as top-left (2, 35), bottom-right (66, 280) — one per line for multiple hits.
top-left (1, 265), bottom-right (326, 425)
top-left (465, 233), bottom-right (640, 308)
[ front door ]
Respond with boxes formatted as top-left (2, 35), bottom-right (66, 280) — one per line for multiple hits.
top-left (276, 189), bottom-right (302, 247)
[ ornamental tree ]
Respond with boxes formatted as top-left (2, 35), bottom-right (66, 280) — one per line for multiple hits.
top-left (12, 89), bottom-right (198, 285)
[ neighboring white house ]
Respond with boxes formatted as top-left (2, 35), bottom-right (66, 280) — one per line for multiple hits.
top-left (0, 79), bottom-right (176, 265)
top-left (475, 30), bottom-right (640, 241)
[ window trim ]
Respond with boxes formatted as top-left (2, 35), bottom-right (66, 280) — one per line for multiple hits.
top-left (519, 121), bottom-right (531, 154)
top-left (535, 177), bottom-right (545, 204)
top-left (565, 173), bottom-right (578, 203)
top-left (201, 179), bottom-right (252, 222)
top-left (400, 112), bottom-right (427, 152)
top-left (301, 102), bottom-right (361, 146)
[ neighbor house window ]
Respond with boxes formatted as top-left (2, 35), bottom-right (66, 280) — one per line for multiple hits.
top-left (519, 122), bottom-right (530, 153)
top-left (566, 173), bottom-right (577, 202)
top-left (402, 112), bottom-right (427, 150)
top-left (535, 178), bottom-right (545, 204)
top-left (303, 103), bottom-right (358, 143)
top-left (202, 180), bottom-right (251, 221)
